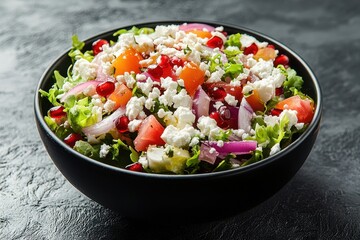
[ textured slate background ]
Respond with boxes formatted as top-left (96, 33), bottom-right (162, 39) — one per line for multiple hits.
top-left (1, 0), bottom-right (360, 239)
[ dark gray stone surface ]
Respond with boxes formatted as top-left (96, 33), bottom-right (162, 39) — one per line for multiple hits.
top-left (1, 0), bottom-right (360, 239)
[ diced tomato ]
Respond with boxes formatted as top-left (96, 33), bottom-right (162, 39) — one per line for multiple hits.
top-left (108, 83), bottom-right (132, 109)
top-left (245, 89), bottom-right (265, 112)
top-left (275, 95), bottom-right (315, 123)
top-left (203, 82), bottom-right (243, 102)
top-left (133, 115), bottom-right (166, 152)
top-left (112, 48), bottom-right (143, 77)
top-left (179, 62), bottom-right (205, 97)
top-left (253, 47), bottom-right (276, 61)
top-left (188, 30), bottom-right (212, 39)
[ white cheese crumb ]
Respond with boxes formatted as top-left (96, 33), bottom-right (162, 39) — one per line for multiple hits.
top-left (224, 94), bottom-right (238, 106)
top-left (128, 119), bottom-right (142, 132)
top-left (103, 99), bottom-right (116, 113)
top-left (99, 144), bottom-right (111, 158)
top-left (126, 96), bottom-right (146, 120)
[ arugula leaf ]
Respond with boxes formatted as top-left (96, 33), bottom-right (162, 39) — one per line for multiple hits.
top-left (225, 33), bottom-right (241, 48)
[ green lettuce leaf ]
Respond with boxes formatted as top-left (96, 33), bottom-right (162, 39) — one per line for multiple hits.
top-left (278, 65), bottom-right (304, 98)
top-left (113, 26), bottom-right (155, 36)
top-left (67, 97), bottom-right (99, 132)
top-left (73, 140), bottom-right (101, 159)
top-left (44, 116), bottom-right (72, 139)
top-left (111, 139), bottom-right (129, 161)
top-left (224, 33), bottom-right (241, 48)
top-left (68, 35), bottom-right (94, 63)
top-left (223, 63), bottom-right (243, 79)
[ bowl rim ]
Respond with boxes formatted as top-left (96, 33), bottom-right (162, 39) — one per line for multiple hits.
top-left (34, 20), bottom-right (322, 180)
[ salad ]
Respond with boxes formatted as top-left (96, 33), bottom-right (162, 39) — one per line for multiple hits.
top-left (40, 23), bottom-right (315, 174)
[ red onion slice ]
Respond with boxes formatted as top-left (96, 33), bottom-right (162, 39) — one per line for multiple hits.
top-left (179, 23), bottom-right (215, 32)
top-left (60, 80), bottom-right (100, 103)
top-left (82, 107), bottom-right (125, 136)
top-left (199, 143), bottom-right (219, 164)
top-left (193, 86), bottom-right (211, 119)
top-left (206, 140), bottom-right (257, 155)
top-left (238, 97), bottom-right (253, 132)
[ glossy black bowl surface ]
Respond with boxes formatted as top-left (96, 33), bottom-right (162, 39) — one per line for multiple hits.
top-left (35, 20), bottom-right (322, 222)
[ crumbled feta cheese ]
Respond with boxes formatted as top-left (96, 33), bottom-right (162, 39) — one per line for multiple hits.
top-left (250, 59), bottom-right (274, 79)
top-left (264, 115), bottom-right (280, 127)
top-left (126, 96), bottom-right (146, 120)
top-left (128, 119), bottom-right (142, 132)
top-left (213, 101), bottom-right (224, 110)
top-left (197, 116), bottom-right (219, 136)
top-left (225, 94), bottom-right (238, 106)
top-left (103, 99), bottom-right (116, 113)
top-left (173, 89), bottom-right (192, 108)
top-left (217, 140), bottom-right (224, 147)
top-left (207, 69), bottom-right (225, 83)
top-left (72, 58), bottom-right (98, 81)
top-left (137, 77), bottom-right (154, 96)
top-left (189, 137), bottom-right (199, 147)
top-left (83, 84), bottom-right (96, 96)
top-left (161, 125), bottom-right (197, 147)
top-left (173, 106), bottom-right (196, 129)
top-left (99, 144), bottom-right (111, 158)
top-left (280, 109), bottom-right (298, 130)
top-left (209, 147), bottom-right (217, 154)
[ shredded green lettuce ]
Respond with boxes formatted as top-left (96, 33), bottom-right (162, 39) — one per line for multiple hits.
top-left (68, 35), bottom-right (94, 63)
top-left (111, 139), bottom-right (129, 161)
top-left (277, 65), bottom-right (304, 98)
top-left (113, 26), bottom-right (155, 36)
top-left (224, 33), bottom-right (241, 48)
top-left (67, 97), bottom-right (99, 133)
top-left (223, 62), bottom-right (243, 79)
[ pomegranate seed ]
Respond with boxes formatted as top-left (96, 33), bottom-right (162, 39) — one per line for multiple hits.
top-left (244, 43), bottom-right (258, 55)
top-left (159, 54), bottom-right (170, 68)
top-left (126, 162), bottom-right (143, 172)
top-left (49, 106), bottom-right (66, 118)
top-left (218, 105), bottom-right (231, 120)
top-left (64, 133), bottom-right (82, 148)
top-left (267, 44), bottom-right (275, 49)
top-left (274, 54), bottom-right (289, 67)
top-left (147, 65), bottom-right (163, 79)
top-left (206, 36), bottom-right (223, 49)
top-left (115, 116), bottom-right (130, 133)
top-left (209, 87), bottom-right (227, 101)
top-left (221, 31), bottom-right (228, 37)
top-left (96, 81), bottom-right (115, 97)
top-left (270, 109), bottom-right (282, 116)
top-left (209, 111), bottom-right (228, 128)
top-left (92, 39), bottom-right (109, 56)
top-left (170, 57), bottom-right (184, 67)
top-left (275, 87), bottom-right (283, 96)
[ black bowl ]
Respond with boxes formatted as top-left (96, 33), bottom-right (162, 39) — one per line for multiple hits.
top-left (34, 20), bottom-right (322, 222)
